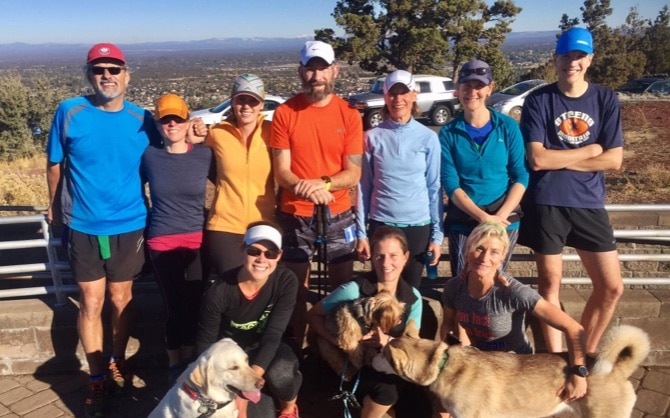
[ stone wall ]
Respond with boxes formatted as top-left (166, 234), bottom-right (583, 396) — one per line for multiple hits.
top-left (1, 283), bottom-right (669, 376)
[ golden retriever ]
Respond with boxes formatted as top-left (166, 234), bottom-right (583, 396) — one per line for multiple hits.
top-left (312, 290), bottom-right (405, 381)
top-left (374, 321), bottom-right (650, 418)
top-left (149, 338), bottom-right (263, 418)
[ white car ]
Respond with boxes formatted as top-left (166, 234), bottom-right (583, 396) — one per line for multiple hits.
top-left (487, 79), bottom-right (546, 122)
top-left (190, 95), bottom-right (286, 125)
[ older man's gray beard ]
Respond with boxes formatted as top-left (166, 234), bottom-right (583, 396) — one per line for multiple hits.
top-left (302, 80), bottom-right (335, 101)
top-left (91, 82), bottom-right (124, 102)
top-left (96, 90), bottom-right (123, 101)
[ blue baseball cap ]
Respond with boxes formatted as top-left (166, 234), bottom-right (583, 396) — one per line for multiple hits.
top-left (556, 27), bottom-right (594, 55)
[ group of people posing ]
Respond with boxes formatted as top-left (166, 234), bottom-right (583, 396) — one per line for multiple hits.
top-left (46, 26), bottom-right (624, 418)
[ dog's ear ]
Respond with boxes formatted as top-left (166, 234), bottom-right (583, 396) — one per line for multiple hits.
top-left (375, 300), bottom-right (403, 333)
top-left (404, 319), bottom-right (420, 339)
top-left (386, 344), bottom-right (409, 374)
top-left (189, 356), bottom-right (207, 389)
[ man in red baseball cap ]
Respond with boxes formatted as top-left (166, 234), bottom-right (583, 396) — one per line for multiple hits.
top-left (46, 43), bottom-right (159, 417)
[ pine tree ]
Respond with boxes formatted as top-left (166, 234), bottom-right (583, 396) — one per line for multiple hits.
top-left (643, 6), bottom-right (670, 75)
top-left (316, 0), bottom-right (520, 80)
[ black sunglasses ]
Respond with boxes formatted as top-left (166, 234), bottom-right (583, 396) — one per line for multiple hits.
top-left (245, 246), bottom-right (281, 260)
top-left (91, 66), bottom-right (124, 76)
top-left (459, 67), bottom-right (490, 77)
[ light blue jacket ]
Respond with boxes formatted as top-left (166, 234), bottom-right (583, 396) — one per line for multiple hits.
top-left (356, 117), bottom-right (444, 244)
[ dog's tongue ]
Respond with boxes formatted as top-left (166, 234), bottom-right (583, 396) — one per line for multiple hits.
top-left (242, 389), bottom-right (261, 404)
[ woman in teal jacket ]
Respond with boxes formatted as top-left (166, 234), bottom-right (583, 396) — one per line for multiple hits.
top-left (440, 59), bottom-right (529, 275)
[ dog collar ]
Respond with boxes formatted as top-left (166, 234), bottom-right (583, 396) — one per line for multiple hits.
top-left (181, 381), bottom-right (232, 417)
top-left (437, 349), bottom-right (449, 372)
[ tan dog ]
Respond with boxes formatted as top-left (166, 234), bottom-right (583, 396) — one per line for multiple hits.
top-left (313, 290), bottom-right (405, 381)
top-left (149, 338), bottom-right (263, 418)
top-left (375, 321), bottom-right (650, 418)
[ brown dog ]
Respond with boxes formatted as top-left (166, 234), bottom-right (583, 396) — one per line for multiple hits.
top-left (312, 290), bottom-right (405, 381)
top-left (374, 321), bottom-right (649, 418)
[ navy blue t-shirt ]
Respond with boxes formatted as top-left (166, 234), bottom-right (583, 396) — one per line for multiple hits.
top-left (141, 145), bottom-right (212, 239)
top-left (520, 83), bottom-right (623, 208)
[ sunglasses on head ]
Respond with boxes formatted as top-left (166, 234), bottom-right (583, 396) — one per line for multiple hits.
top-left (90, 66), bottom-right (124, 76)
top-left (245, 246), bottom-right (281, 260)
top-left (459, 67), bottom-right (490, 77)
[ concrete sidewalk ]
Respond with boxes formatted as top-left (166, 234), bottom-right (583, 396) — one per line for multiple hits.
top-left (1, 288), bottom-right (670, 417)
top-left (0, 362), bottom-right (668, 417)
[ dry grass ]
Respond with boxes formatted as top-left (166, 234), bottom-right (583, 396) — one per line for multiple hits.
top-left (2, 101), bottom-right (669, 207)
top-left (609, 162), bottom-right (670, 203)
top-left (0, 156), bottom-right (49, 207)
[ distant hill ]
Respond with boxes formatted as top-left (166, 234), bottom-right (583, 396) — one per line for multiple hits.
top-left (0, 31), bottom-right (556, 65)
top-left (0, 37), bottom-right (311, 64)
top-left (504, 31), bottom-right (557, 44)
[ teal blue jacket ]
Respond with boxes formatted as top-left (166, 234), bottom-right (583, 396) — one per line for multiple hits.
top-left (439, 109), bottom-right (529, 208)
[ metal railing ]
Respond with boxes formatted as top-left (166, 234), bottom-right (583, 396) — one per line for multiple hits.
top-left (2, 204), bottom-right (670, 303)
top-left (0, 213), bottom-right (73, 305)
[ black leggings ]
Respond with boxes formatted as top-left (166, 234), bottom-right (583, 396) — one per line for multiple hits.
top-left (368, 220), bottom-right (432, 289)
top-left (149, 248), bottom-right (204, 350)
top-left (204, 230), bottom-right (245, 276)
top-left (247, 341), bottom-right (303, 418)
top-left (354, 365), bottom-right (432, 417)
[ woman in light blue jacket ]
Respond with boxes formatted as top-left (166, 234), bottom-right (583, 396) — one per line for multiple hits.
top-left (355, 70), bottom-right (444, 289)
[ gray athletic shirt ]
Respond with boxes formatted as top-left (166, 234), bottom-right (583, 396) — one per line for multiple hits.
top-left (442, 276), bottom-right (541, 354)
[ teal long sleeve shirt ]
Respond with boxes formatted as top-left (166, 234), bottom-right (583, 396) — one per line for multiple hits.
top-left (439, 109), bottom-right (529, 207)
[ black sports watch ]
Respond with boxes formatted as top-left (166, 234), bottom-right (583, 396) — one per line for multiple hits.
top-left (571, 365), bottom-right (588, 377)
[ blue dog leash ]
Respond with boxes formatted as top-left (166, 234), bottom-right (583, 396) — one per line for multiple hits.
top-left (329, 357), bottom-right (361, 418)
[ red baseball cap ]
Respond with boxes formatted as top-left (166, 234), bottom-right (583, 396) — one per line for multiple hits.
top-left (86, 43), bottom-right (126, 65)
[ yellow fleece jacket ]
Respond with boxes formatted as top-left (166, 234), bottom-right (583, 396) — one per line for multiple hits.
top-left (205, 115), bottom-right (276, 234)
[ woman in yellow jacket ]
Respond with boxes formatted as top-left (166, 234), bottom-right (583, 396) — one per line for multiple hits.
top-left (205, 74), bottom-right (276, 275)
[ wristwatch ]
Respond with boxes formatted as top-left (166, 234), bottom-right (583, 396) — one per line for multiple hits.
top-left (321, 176), bottom-right (332, 191)
top-left (570, 365), bottom-right (588, 377)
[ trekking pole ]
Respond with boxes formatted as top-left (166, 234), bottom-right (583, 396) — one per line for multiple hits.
top-left (314, 204), bottom-right (330, 300)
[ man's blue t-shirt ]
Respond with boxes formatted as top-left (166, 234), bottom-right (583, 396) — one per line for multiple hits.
top-left (47, 96), bottom-right (161, 235)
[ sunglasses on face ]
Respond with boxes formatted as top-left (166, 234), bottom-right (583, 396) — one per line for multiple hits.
top-left (245, 246), bottom-right (281, 260)
top-left (459, 67), bottom-right (490, 77)
top-left (159, 115), bottom-right (187, 124)
top-left (90, 66), bottom-right (124, 76)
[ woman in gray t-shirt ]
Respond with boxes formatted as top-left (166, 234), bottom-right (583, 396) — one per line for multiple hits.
top-left (441, 221), bottom-right (588, 402)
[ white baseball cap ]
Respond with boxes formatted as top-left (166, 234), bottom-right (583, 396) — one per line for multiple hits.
top-left (244, 225), bottom-right (282, 250)
top-left (383, 70), bottom-right (415, 94)
top-left (300, 40), bottom-right (335, 65)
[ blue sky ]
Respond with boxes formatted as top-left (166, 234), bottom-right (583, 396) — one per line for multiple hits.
top-left (0, 0), bottom-right (663, 44)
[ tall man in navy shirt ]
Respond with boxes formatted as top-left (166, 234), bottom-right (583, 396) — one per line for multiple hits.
top-left (519, 28), bottom-right (624, 357)
top-left (46, 43), bottom-right (161, 418)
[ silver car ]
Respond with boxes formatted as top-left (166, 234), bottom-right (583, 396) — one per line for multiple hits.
top-left (347, 74), bottom-right (460, 130)
top-left (190, 95), bottom-right (286, 125)
top-left (646, 79), bottom-right (670, 95)
top-left (487, 79), bottom-right (546, 122)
